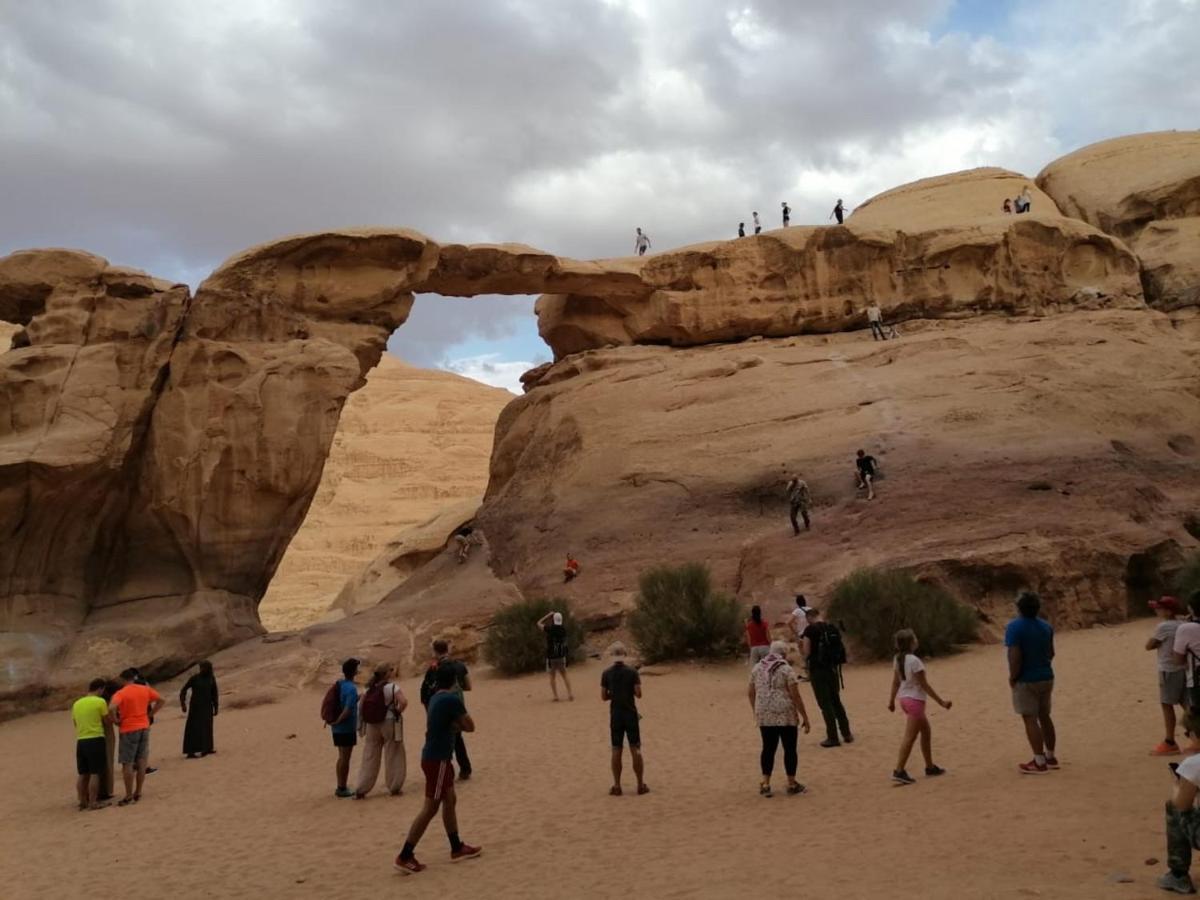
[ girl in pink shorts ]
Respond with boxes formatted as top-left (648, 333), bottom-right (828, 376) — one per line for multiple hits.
top-left (888, 629), bottom-right (952, 785)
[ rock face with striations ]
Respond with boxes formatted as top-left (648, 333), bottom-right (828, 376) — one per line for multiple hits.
top-left (1037, 131), bottom-right (1200, 310)
top-left (1, 131), bottom-right (1198, 713)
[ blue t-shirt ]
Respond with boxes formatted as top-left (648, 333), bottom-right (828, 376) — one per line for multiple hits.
top-left (422, 691), bottom-right (468, 762)
top-left (330, 679), bottom-right (358, 734)
top-left (1005, 617), bottom-right (1054, 682)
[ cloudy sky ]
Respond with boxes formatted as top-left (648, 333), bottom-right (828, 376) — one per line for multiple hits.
top-left (2, 0), bottom-right (1197, 392)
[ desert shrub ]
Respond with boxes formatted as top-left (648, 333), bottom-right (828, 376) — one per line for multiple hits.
top-left (628, 563), bottom-right (742, 663)
top-left (829, 568), bottom-right (978, 660)
top-left (1177, 553), bottom-right (1200, 604)
top-left (483, 597), bottom-right (586, 676)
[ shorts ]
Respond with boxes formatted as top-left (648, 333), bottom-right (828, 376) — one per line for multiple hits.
top-left (331, 731), bottom-right (357, 748)
top-left (1011, 679), bottom-right (1054, 717)
top-left (421, 758), bottom-right (455, 801)
top-left (750, 645), bottom-right (770, 665)
top-left (76, 737), bottom-right (107, 775)
top-left (610, 710), bottom-right (641, 749)
top-left (899, 697), bottom-right (926, 720)
top-left (117, 728), bottom-right (150, 765)
top-left (1161, 670), bottom-right (1187, 706)
top-left (547, 658), bottom-right (567, 671)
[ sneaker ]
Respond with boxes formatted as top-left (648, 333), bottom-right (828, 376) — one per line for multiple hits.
top-left (925, 766), bottom-right (946, 777)
top-left (759, 784), bottom-right (773, 798)
top-left (1044, 756), bottom-right (1060, 770)
top-left (842, 734), bottom-right (855, 744)
top-left (1154, 742), bottom-right (1182, 756)
top-left (786, 782), bottom-right (807, 795)
top-left (335, 787), bottom-right (355, 798)
top-left (1157, 870), bottom-right (1197, 894)
top-left (393, 855), bottom-right (425, 876)
top-left (451, 844), bottom-right (482, 862)
top-left (819, 739), bottom-right (841, 748)
top-left (892, 769), bottom-right (916, 785)
top-left (1018, 760), bottom-right (1049, 775)
top-left (458, 771), bottom-right (472, 782)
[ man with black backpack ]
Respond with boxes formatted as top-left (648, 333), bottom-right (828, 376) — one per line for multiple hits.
top-left (421, 641), bottom-right (473, 780)
top-left (801, 608), bottom-right (854, 747)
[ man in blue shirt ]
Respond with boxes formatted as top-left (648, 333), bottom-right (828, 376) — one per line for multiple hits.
top-left (330, 658), bottom-right (360, 798)
top-left (394, 665), bottom-right (481, 875)
top-left (1004, 592), bottom-right (1058, 775)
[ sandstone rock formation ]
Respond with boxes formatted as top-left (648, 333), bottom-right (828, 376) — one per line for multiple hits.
top-left (1037, 131), bottom-right (1200, 310)
top-left (2, 132), bottom-right (1198, 715)
top-left (259, 357), bottom-right (509, 631)
top-left (535, 167), bottom-right (1144, 359)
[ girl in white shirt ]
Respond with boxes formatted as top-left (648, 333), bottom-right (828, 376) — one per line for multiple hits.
top-left (888, 629), bottom-right (952, 785)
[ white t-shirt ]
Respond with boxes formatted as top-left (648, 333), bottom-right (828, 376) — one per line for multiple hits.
top-left (791, 609), bottom-right (810, 641)
top-left (867, 305), bottom-right (882, 323)
top-left (896, 654), bottom-right (926, 701)
top-left (1178, 753), bottom-right (1200, 787)
top-left (1173, 623), bottom-right (1200, 686)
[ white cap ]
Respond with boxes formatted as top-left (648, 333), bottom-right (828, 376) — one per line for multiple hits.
top-left (552, 612), bottom-right (563, 626)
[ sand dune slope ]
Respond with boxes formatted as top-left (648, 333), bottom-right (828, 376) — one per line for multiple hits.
top-left (0, 620), bottom-right (1183, 899)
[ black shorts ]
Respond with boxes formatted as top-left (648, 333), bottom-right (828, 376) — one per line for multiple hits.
top-left (610, 710), bottom-right (641, 749)
top-left (331, 731), bottom-right (357, 748)
top-left (76, 737), bottom-right (107, 776)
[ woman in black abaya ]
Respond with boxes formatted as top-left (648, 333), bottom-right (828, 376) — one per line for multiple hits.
top-left (180, 660), bottom-right (219, 758)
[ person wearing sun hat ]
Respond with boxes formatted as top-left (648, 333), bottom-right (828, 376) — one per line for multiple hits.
top-left (1148, 595), bottom-right (1188, 755)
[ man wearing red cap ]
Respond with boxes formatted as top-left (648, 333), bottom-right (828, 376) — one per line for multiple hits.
top-left (1148, 595), bottom-right (1187, 755)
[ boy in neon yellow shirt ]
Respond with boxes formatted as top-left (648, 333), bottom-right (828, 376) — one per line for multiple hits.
top-left (72, 678), bottom-right (112, 810)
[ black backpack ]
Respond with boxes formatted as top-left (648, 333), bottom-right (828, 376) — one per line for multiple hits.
top-left (812, 623), bottom-right (847, 669)
top-left (419, 661), bottom-right (440, 708)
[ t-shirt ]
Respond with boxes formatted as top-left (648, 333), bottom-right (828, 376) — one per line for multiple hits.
top-left (1173, 623), bottom-right (1200, 686)
top-left (1178, 753), bottom-right (1200, 787)
top-left (896, 654), bottom-right (927, 701)
top-left (787, 479), bottom-right (810, 506)
top-left (1004, 617), bottom-right (1055, 683)
top-left (439, 659), bottom-right (469, 695)
top-left (790, 609), bottom-right (810, 640)
top-left (801, 622), bottom-right (833, 670)
top-left (330, 679), bottom-right (359, 734)
top-left (422, 690), bottom-right (468, 761)
top-left (856, 455), bottom-right (878, 476)
top-left (866, 306), bottom-right (882, 323)
top-left (601, 662), bottom-right (640, 715)
top-left (1156, 620), bottom-right (1185, 673)
top-left (111, 683), bottom-right (162, 734)
top-left (746, 620), bottom-right (770, 647)
top-left (72, 695), bottom-right (108, 740)
top-left (544, 623), bottom-right (568, 660)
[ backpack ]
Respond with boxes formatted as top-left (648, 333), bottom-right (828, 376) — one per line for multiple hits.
top-left (319, 680), bottom-right (343, 725)
top-left (419, 661), bottom-right (441, 707)
top-left (361, 682), bottom-right (388, 724)
top-left (812, 623), bottom-right (847, 669)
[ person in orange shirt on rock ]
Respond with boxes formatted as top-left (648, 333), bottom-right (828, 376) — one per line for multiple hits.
top-left (563, 554), bottom-right (580, 583)
top-left (109, 668), bottom-right (164, 806)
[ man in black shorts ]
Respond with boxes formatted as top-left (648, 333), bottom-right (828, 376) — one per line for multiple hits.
top-left (855, 449), bottom-right (878, 501)
top-left (601, 643), bottom-right (648, 796)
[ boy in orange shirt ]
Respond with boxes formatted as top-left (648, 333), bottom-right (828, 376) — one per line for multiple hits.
top-left (109, 668), bottom-right (164, 805)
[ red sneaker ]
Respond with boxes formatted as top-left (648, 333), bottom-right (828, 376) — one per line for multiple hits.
top-left (1151, 743), bottom-right (1180, 757)
top-left (1045, 755), bottom-right (1061, 769)
top-left (393, 855), bottom-right (425, 876)
top-left (1019, 759), bottom-right (1049, 775)
top-left (451, 843), bottom-right (482, 862)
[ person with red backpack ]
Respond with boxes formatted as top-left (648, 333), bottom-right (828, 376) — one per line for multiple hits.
top-left (320, 658), bottom-right (360, 798)
top-left (354, 663), bottom-right (407, 798)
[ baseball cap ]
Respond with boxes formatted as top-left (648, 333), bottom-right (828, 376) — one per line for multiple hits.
top-left (1151, 596), bottom-right (1181, 613)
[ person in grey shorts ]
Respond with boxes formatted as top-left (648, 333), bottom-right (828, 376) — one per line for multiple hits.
top-left (1005, 592), bottom-right (1058, 775)
top-left (1148, 595), bottom-right (1188, 755)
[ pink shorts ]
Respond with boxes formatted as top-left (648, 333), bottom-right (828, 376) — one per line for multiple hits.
top-left (900, 697), bottom-right (927, 719)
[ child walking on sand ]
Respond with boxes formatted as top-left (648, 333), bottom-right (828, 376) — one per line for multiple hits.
top-left (888, 629), bottom-right (952, 785)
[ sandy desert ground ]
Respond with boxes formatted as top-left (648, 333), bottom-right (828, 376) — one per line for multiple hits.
top-left (0, 619), bottom-right (1183, 900)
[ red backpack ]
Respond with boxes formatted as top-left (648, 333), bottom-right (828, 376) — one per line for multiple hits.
top-left (319, 680), bottom-right (343, 725)
top-left (361, 682), bottom-right (388, 724)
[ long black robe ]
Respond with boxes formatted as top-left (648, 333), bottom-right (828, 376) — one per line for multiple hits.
top-left (180, 674), bottom-right (218, 755)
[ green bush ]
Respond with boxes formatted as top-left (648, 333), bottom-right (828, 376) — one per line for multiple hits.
top-left (628, 563), bottom-right (742, 663)
top-left (829, 568), bottom-right (978, 660)
top-left (483, 598), bottom-right (586, 676)
top-left (1177, 553), bottom-right (1200, 603)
